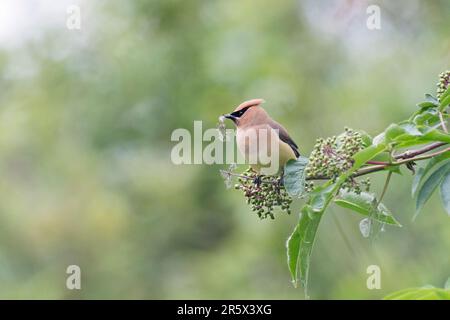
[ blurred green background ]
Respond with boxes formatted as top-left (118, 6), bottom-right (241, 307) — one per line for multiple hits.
top-left (0, 0), bottom-right (448, 299)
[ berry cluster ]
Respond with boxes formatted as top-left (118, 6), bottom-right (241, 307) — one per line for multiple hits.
top-left (305, 128), bottom-right (370, 194)
top-left (235, 168), bottom-right (292, 219)
top-left (437, 70), bottom-right (450, 100)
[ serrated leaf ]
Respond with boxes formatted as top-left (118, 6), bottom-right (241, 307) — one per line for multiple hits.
top-left (283, 156), bottom-right (309, 197)
top-left (440, 171), bottom-right (450, 215)
top-left (334, 191), bottom-right (401, 226)
top-left (415, 162), bottom-right (450, 217)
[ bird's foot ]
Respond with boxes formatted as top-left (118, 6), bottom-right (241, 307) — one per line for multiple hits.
top-left (253, 175), bottom-right (263, 186)
top-left (279, 169), bottom-right (285, 186)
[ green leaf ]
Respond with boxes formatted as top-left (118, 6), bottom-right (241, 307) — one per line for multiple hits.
top-left (283, 156), bottom-right (309, 197)
top-left (384, 287), bottom-right (450, 300)
top-left (412, 109), bottom-right (440, 126)
top-left (334, 191), bottom-right (401, 226)
top-left (352, 144), bottom-right (387, 170)
top-left (411, 167), bottom-right (425, 197)
top-left (380, 121), bottom-right (450, 147)
top-left (439, 86), bottom-right (450, 105)
top-left (359, 130), bottom-right (373, 147)
top-left (410, 95), bottom-right (439, 122)
top-left (421, 129), bottom-right (450, 144)
top-left (415, 162), bottom-right (450, 216)
top-left (381, 122), bottom-right (423, 146)
top-left (417, 101), bottom-right (437, 110)
top-left (400, 123), bottom-right (423, 136)
top-left (392, 129), bottom-right (450, 148)
top-left (424, 150), bottom-right (450, 170)
top-left (384, 123), bottom-right (406, 142)
top-left (440, 94), bottom-right (450, 110)
top-left (309, 182), bottom-right (336, 212)
top-left (287, 181), bottom-right (336, 295)
top-left (386, 164), bottom-right (402, 175)
top-left (369, 152), bottom-right (400, 175)
top-left (370, 152), bottom-right (391, 163)
top-left (440, 171), bottom-right (450, 215)
top-left (413, 151), bottom-right (450, 197)
top-left (287, 144), bottom-right (387, 294)
top-left (287, 205), bottom-right (322, 294)
top-left (425, 93), bottom-right (440, 105)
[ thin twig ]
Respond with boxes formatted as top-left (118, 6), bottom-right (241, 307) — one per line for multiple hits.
top-left (352, 146), bottom-right (450, 178)
top-left (376, 171), bottom-right (392, 207)
top-left (366, 161), bottom-right (390, 165)
top-left (394, 142), bottom-right (446, 160)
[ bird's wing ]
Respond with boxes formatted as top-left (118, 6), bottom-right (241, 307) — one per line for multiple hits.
top-left (268, 120), bottom-right (300, 158)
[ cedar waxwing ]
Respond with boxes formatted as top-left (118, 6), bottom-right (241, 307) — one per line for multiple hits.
top-left (224, 99), bottom-right (300, 175)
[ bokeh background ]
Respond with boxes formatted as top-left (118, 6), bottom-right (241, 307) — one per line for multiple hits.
top-left (0, 0), bottom-right (448, 299)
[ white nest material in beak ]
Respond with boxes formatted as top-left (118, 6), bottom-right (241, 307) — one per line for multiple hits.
top-left (217, 115), bottom-right (227, 141)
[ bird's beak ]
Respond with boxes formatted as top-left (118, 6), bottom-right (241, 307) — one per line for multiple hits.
top-left (224, 113), bottom-right (237, 121)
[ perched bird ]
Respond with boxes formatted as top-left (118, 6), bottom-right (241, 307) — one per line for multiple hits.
top-left (224, 99), bottom-right (300, 175)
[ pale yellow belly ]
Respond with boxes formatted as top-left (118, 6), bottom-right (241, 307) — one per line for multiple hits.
top-left (236, 127), bottom-right (296, 174)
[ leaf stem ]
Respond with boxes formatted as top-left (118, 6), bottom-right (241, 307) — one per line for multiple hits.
top-left (377, 171), bottom-right (392, 206)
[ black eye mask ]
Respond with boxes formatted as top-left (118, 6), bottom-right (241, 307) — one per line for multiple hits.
top-left (230, 106), bottom-right (251, 118)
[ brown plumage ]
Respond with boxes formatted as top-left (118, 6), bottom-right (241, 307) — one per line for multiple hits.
top-left (224, 99), bottom-right (300, 174)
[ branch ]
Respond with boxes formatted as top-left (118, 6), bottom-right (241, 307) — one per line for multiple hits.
top-left (222, 143), bottom-right (449, 184)
top-left (327, 145), bottom-right (450, 180)
top-left (312, 142), bottom-right (447, 172)
top-left (394, 142), bottom-right (447, 160)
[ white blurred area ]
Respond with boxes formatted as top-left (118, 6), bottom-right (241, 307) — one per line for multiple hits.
top-left (0, 0), bottom-right (89, 49)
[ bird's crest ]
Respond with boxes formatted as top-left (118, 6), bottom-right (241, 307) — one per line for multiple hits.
top-left (234, 98), bottom-right (265, 111)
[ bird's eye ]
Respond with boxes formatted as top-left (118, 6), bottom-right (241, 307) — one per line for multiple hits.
top-left (231, 106), bottom-right (250, 118)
